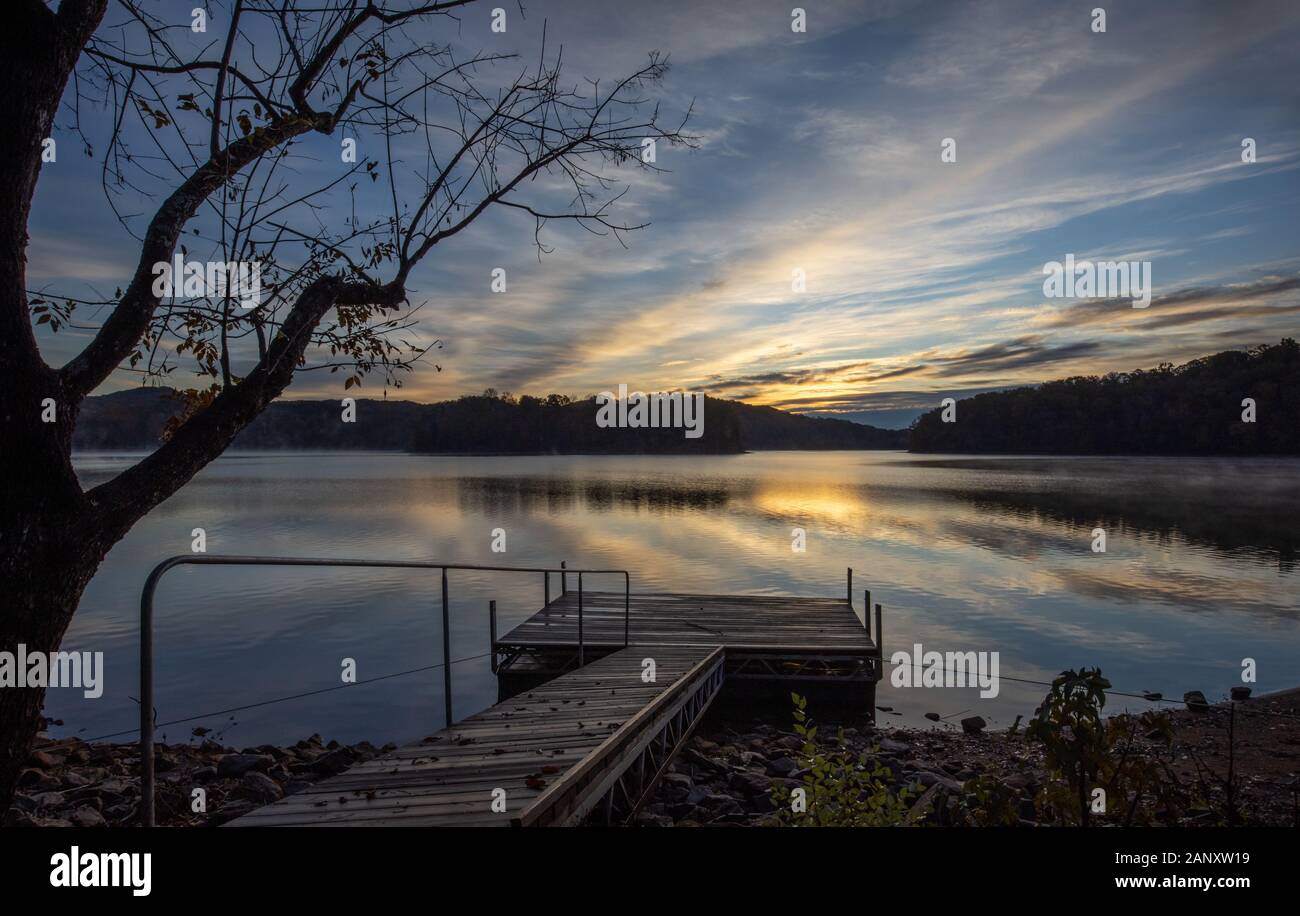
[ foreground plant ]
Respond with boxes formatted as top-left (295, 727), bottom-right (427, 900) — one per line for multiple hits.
top-left (1026, 667), bottom-right (1186, 825)
top-left (770, 693), bottom-right (912, 827)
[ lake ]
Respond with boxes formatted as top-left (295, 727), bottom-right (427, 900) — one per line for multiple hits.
top-left (53, 450), bottom-right (1300, 747)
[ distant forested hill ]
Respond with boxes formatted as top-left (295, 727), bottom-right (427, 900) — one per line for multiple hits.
top-left (908, 339), bottom-right (1300, 455)
top-left (730, 401), bottom-right (904, 449)
top-left (73, 390), bottom-right (904, 453)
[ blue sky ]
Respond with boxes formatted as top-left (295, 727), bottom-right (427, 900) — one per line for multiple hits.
top-left (28, 0), bottom-right (1300, 426)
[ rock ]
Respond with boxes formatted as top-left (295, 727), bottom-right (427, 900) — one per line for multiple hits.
top-left (684, 786), bottom-right (711, 806)
top-left (668, 802), bottom-right (697, 819)
top-left (216, 753), bottom-right (274, 778)
top-left (27, 749), bottom-right (63, 769)
top-left (924, 712), bottom-right (942, 722)
top-left (1230, 686), bottom-right (1252, 701)
top-left (1183, 691), bottom-right (1209, 713)
top-left (876, 758), bottom-right (903, 780)
top-left (9, 793), bottom-right (38, 814)
top-left (191, 765), bottom-right (218, 784)
top-left (916, 771), bottom-right (962, 792)
top-left (765, 756), bottom-right (798, 777)
top-left (210, 800), bottom-right (257, 824)
top-left (685, 785), bottom-right (736, 807)
top-left (69, 806), bottom-right (107, 828)
top-left (633, 811), bottom-right (672, 827)
top-left (683, 748), bottom-right (723, 771)
top-left (16, 768), bottom-right (61, 791)
top-left (3, 808), bottom-right (39, 827)
top-left (34, 817), bottom-right (76, 827)
top-left (905, 784), bottom-right (941, 824)
top-left (878, 738), bottom-right (910, 754)
top-left (239, 771), bottom-right (284, 804)
top-left (730, 771), bottom-right (772, 796)
top-left (284, 778), bottom-right (315, 797)
top-left (660, 772), bottom-right (692, 790)
top-left (713, 798), bottom-right (745, 817)
top-left (1142, 691), bottom-right (1162, 701)
top-left (960, 716), bottom-right (987, 734)
top-left (307, 747), bottom-right (355, 777)
top-left (1016, 798), bottom-right (1037, 821)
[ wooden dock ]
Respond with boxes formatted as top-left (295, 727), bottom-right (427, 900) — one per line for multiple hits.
top-left (494, 590), bottom-right (880, 684)
top-left (227, 569), bottom-right (881, 827)
top-left (227, 646), bottom-right (725, 827)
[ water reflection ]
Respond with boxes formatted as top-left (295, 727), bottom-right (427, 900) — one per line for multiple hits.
top-left (52, 451), bottom-right (1300, 748)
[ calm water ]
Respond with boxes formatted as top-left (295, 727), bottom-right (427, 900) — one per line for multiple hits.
top-left (52, 451), bottom-right (1300, 746)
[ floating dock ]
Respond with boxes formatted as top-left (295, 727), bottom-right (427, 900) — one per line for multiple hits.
top-left (226, 568), bottom-right (880, 827)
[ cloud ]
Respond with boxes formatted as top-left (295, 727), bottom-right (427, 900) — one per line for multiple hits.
top-left (1034, 276), bottom-right (1300, 330)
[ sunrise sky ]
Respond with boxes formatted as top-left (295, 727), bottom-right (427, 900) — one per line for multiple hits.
top-left (28, 0), bottom-right (1300, 427)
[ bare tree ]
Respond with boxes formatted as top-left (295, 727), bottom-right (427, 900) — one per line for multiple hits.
top-left (0, 0), bottom-right (692, 812)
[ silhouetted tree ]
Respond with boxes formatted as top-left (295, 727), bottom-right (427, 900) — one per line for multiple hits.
top-left (0, 0), bottom-right (691, 811)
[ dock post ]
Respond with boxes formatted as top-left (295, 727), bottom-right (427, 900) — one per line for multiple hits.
top-left (561, 560), bottom-right (567, 596)
top-left (441, 568), bottom-right (453, 726)
top-left (864, 589), bottom-right (871, 636)
top-left (577, 572), bottom-right (585, 667)
top-left (872, 601), bottom-right (884, 725)
top-left (544, 572), bottom-right (550, 606)
top-left (874, 603), bottom-right (883, 665)
top-left (847, 567), bottom-right (852, 604)
top-left (489, 599), bottom-right (497, 674)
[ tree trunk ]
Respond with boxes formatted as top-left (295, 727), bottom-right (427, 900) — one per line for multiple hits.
top-left (0, 0), bottom-right (111, 816)
top-left (0, 526), bottom-right (105, 815)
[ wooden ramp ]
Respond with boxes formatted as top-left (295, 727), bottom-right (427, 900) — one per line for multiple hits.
top-left (227, 645), bottom-right (724, 827)
top-left (496, 591), bottom-right (879, 682)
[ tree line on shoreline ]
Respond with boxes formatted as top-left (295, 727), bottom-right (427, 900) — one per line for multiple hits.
top-left (73, 389), bottom-right (906, 454)
top-left (73, 340), bottom-right (1300, 457)
top-left (908, 339), bottom-right (1300, 455)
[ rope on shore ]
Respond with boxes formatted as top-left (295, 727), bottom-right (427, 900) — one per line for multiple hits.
top-left (82, 651), bottom-right (493, 743)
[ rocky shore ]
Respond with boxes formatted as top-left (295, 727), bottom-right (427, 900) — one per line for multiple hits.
top-left (4, 732), bottom-right (391, 827)
top-left (6, 690), bottom-right (1297, 828)
top-left (639, 690), bottom-right (1300, 827)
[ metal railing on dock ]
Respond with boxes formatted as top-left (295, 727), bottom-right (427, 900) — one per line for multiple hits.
top-left (137, 555), bottom-right (629, 827)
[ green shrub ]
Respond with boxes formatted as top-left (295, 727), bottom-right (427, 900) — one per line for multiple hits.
top-left (1026, 667), bottom-right (1185, 825)
top-left (769, 693), bottom-right (912, 826)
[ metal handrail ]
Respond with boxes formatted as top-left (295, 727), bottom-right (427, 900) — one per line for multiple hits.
top-left (138, 554), bottom-right (630, 827)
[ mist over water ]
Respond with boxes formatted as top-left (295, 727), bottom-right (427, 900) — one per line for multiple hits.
top-left (54, 451), bottom-right (1300, 747)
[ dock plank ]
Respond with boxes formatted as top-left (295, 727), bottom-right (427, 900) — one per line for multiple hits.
top-left (498, 591), bottom-right (874, 652)
top-left (226, 645), bottom-right (718, 827)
